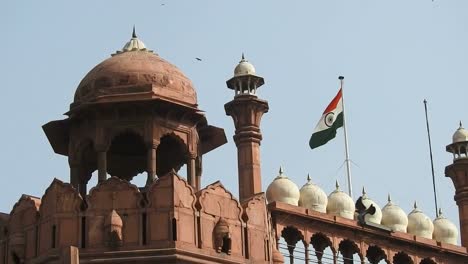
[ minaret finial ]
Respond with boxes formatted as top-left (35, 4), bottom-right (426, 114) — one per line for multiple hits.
top-left (242, 52), bottom-right (245, 60)
top-left (460, 121), bottom-right (463, 128)
top-left (307, 173), bottom-right (311, 183)
top-left (279, 166), bottom-right (284, 175)
top-left (335, 180), bottom-right (340, 190)
top-left (387, 193), bottom-right (391, 202)
top-left (414, 201), bottom-right (418, 209)
top-left (132, 25), bottom-right (137, 38)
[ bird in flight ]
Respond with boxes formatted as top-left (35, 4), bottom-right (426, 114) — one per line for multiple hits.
top-left (195, 57), bottom-right (202, 61)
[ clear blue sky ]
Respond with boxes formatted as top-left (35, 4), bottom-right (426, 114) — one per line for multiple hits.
top-left (2, 1), bottom-right (467, 243)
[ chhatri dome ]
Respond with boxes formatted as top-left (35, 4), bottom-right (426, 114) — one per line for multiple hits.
top-left (234, 53), bottom-right (256, 77)
top-left (266, 167), bottom-right (300, 206)
top-left (452, 121), bottom-right (468, 143)
top-left (72, 27), bottom-right (197, 110)
top-left (360, 187), bottom-right (382, 224)
top-left (407, 202), bottom-right (434, 239)
top-left (326, 181), bottom-right (355, 220)
top-left (381, 194), bottom-right (408, 232)
top-left (433, 208), bottom-right (458, 245)
top-left (298, 174), bottom-right (328, 213)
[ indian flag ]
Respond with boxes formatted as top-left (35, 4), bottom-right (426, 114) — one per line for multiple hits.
top-left (309, 89), bottom-right (344, 149)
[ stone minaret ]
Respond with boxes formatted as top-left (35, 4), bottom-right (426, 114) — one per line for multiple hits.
top-left (445, 122), bottom-right (468, 247)
top-left (225, 54), bottom-right (269, 202)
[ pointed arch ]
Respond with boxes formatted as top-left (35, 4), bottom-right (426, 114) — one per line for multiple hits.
top-left (366, 245), bottom-right (389, 264)
top-left (280, 226), bottom-right (304, 264)
top-left (338, 239), bottom-right (360, 264)
top-left (107, 130), bottom-right (147, 181)
top-left (156, 133), bottom-right (189, 177)
top-left (310, 232), bottom-right (334, 264)
top-left (393, 251), bottom-right (414, 264)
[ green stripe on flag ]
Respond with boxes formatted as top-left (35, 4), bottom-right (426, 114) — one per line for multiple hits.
top-left (309, 112), bottom-right (344, 149)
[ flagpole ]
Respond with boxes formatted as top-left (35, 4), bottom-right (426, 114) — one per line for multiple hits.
top-left (339, 76), bottom-right (353, 198)
top-left (423, 99), bottom-right (439, 217)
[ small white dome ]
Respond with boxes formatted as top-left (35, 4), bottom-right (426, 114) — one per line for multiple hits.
top-left (266, 167), bottom-right (300, 206)
top-left (407, 202), bottom-right (434, 239)
top-left (381, 194), bottom-right (408, 232)
top-left (234, 54), bottom-right (256, 77)
top-left (360, 187), bottom-right (382, 224)
top-left (299, 174), bottom-right (328, 213)
top-left (452, 122), bottom-right (468, 143)
top-left (433, 208), bottom-right (458, 245)
top-left (122, 27), bottom-right (147, 52)
top-left (326, 181), bottom-right (355, 220)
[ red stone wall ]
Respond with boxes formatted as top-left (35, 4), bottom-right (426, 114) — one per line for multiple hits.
top-left (1, 175), bottom-right (273, 263)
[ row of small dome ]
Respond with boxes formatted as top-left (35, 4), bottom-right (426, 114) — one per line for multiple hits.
top-left (266, 167), bottom-right (458, 245)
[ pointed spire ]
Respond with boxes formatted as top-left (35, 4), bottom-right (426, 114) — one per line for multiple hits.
top-left (387, 193), bottom-right (391, 203)
top-left (242, 52), bottom-right (245, 60)
top-left (132, 25), bottom-right (137, 38)
top-left (414, 201), bottom-right (418, 209)
top-left (460, 121), bottom-right (463, 129)
top-left (279, 166), bottom-right (284, 175)
top-left (438, 207), bottom-right (443, 217)
top-left (335, 180), bottom-right (340, 190)
top-left (362, 186), bottom-right (367, 195)
top-left (307, 173), bottom-right (311, 183)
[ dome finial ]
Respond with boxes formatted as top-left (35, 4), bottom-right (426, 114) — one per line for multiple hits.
top-left (438, 207), bottom-right (443, 217)
top-left (307, 173), bottom-right (311, 183)
top-left (279, 166), bottom-right (284, 175)
top-left (132, 25), bottom-right (137, 38)
top-left (335, 180), bottom-right (340, 190)
top-left (460, 121), bottom-right (463, 129)
top-left (241, 52), bottom-right (245, 60)
top-left (362, 186), bottom-right (366, 196)
top-left (413, 201), bottom-right (418, 209)
top-left (387, 193), bottom-right (391, 202)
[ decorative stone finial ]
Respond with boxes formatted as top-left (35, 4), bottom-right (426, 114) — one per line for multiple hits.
top-left (132, 25), bottom-right (137, 38)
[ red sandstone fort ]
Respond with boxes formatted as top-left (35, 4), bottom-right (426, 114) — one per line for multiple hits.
top-left (0, 31), bottom-right (467, 263)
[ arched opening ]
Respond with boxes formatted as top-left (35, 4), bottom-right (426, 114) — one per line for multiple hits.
top-left (366, 245), bottom-right (388, 264)
top-left (338, 239), bottom-right (360, 264)
top-left (221, 235), bottom-right (232, 254)
top-left (310, 232), bottom-right (334, 264)
top-left (107, 131), bottom-right (146, 181)
top-left (393, 251), bottom-right (413, 264)
top-left (280, 226), bottom-right (304, 264)
top-left (420, 258), bottom-right (436, 264)
top-left (157, 134), bottom-right (188, 177)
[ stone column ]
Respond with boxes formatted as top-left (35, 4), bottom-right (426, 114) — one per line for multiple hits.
top-left (97, 151), bottom-right (107, 183)
top-left (304, 242), bottom-right (310, 264)
top-left (146, 142), bottom-right (158, 186)
top-left (78, 181), bottom-right (87, 198)
top-left (69, 165), bottom-right (80, 190)
top-left (225, 95), bottom-right (268, 202)
top-left (187, 154), bottom-right (197, 189)
top-left (445, 158), bottom-right (468, 247)
top-left (195, 156), bottom-right (202, 191)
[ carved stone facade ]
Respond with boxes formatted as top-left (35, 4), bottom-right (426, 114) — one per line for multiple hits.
top-left (0, 34), bottom-right (467, 263)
